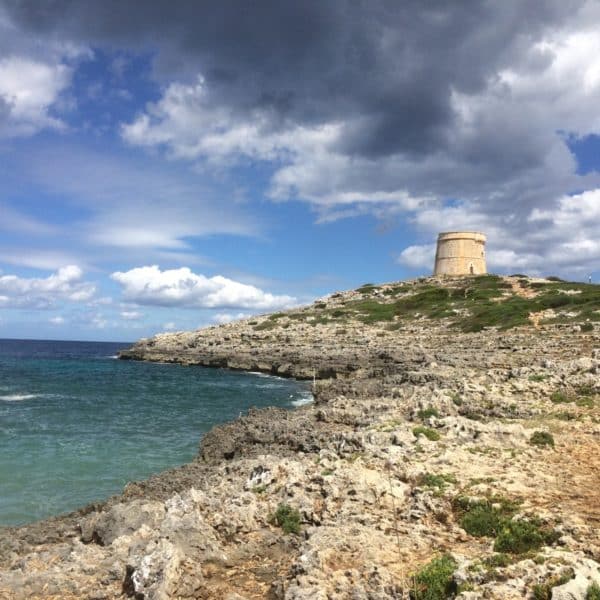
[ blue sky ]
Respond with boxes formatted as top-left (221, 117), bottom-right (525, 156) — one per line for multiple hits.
top-left (0, 1), bottom-right (599, 341)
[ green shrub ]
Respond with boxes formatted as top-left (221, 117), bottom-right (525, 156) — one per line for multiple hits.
top-left (493, 519), bottom-right (559, 554)
top-left (483, 553), bottom-right (513, 568)
top-left (451, 393), bottom-right (463, 406)
top-left (461, 504), bottom-right (503, 537)
top-left (581, 322), bottom-right (594, 332)
top-left (410, 554), bottom-right (457, 600)
top-left (413, 426), bottom-right (441, 441)
top-left (587, 583), bottom-right (600, 600)
top-left (417, 473), bottom-right (457, 491)
top-left (418, 407), bottom-right (440, 420)
top-left (576, 396), bottom-right (595, 408)
top-left (550, 390), bottom-right (570, 404)
top-left (453, 495), bottom-right (520, 538)
top-left (254, 321), bottom-right (277, 331)
top-left (269, 504), bottom-right (301, 535)
top-left (529, 374), bottom-right (548, 382)
top-left (529, 431), bottom-right (555, 448)
top-left (531, 569), bottom-right (574, 599)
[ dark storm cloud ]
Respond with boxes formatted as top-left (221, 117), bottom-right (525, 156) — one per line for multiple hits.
top-left (1, 0), bottom-right (580, 159)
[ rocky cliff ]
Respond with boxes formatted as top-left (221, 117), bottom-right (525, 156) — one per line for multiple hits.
top-left (1, 275), bottom-right (599, 599)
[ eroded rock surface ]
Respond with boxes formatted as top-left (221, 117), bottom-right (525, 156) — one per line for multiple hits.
top-left (1, 276), bottom-right (599, 599)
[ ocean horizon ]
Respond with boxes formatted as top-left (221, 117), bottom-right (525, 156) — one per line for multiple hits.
top-left (0, 338), bottom-right (311, 526)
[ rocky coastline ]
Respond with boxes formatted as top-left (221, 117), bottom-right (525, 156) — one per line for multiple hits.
top-left (1, 275), bottom-right (599, 599)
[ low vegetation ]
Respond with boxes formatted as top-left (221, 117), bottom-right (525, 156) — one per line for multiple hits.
top-left (410, 554), bottom-right (457, 600)
top-left (269, 504), bottom-right (301, 535)
top-left (251, 275), bottom-right (600, 334)
top-left (452, 495), bottom-right (559, 554)
top-left (413, 426), bottom-right (441, 441)
top-left (529, 431), bottom-right (555, 448)
top-left (587, 583), bottom-right (600, 600)
top-left (416, 473), bottom-right (457, 492)
top-left (531, 569), bottom-right (575, 600)
top-left (494, 519), bottom-right (560, 554)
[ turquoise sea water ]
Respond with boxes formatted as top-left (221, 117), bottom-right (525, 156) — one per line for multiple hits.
top-left (0, 339), bottom-right (311, 526)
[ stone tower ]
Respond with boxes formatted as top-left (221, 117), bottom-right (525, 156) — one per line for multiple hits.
top-left (433, 231), bottom-right (487, 276)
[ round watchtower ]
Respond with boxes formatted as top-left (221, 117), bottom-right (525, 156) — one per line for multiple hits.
top-left (433, 232), bottom-right (487, 276)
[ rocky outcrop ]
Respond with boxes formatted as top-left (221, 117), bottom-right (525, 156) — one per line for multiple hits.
top-left (1, 276), bottom-right (599, 599)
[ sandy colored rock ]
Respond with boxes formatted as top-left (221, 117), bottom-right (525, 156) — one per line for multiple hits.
top-left (1, 275), bottom-right (598, 599)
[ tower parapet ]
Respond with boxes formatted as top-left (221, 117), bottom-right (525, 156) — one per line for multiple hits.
top-left (433, 231), bottom-right (487, 276)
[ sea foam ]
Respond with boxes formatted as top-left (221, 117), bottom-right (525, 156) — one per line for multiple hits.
top-left (0, 393), bottom-right (41, 402)
top-left (291, 392), bottom-right (314, 407)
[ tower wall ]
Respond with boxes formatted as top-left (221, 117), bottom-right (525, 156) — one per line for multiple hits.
top-left (433, 232), bottom-right (487, 276)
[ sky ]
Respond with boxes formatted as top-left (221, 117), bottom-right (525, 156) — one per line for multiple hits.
top-left (0, 1), bottom-right (599, 341)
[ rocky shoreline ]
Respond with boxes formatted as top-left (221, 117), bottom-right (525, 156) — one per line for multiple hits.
top-left (1, 276), bottom-right (599, 599)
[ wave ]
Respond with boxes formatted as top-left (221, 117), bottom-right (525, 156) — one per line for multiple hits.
top-left (291, 392), bottom-right (314, 407)
top-left (248, 371), bottom-right (283, 379)
top-left (0, 394), bottom-right (42, 402)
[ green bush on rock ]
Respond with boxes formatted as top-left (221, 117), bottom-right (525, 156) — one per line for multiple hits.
top-left (529, 431), bottom-right (555, 448)
top-left (269, 504), bottom-right (301, 535)
top-left (493, 519), bottom-right (559, 554)
top-left (410, 554), bottom-right (457, 600)
top-left (413, 426), bottom-right (441, 441)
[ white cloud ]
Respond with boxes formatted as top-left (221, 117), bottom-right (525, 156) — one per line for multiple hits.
top-left (111, 265), bottom-right (296, 310)
top-left (397, 245), bottom-right (436, 271)
top-left (162, 321), bottom-right (177, 331)
top-left (0, 265), bottom-right (96, 309)
top-left (49, 315), bottom-right (65, 325)
top-left (122, 77), bottom-right (340, 166)
top-left (212, 312), bottom-right (252, 324)
top-left (120, 310), bottom-right (142, 320)
top-left (92, 314), bottom-right (108, 329)
top-left (19, 143), bottom-right (259, 255)
top-left (0, 56), bottom-right (71, 137)
top-left (118, 17), bottom-right (600, 279)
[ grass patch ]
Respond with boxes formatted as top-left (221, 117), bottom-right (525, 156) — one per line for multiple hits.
top-left (453, 495), bottom-right (521, 538)
top-left (482, 553), bottom-right (515, 568)
top-left (493, 519), bottom-right (559, 554)
top-left (529, 431), bottom-right (555, 448)
top-left (576, 396), bottom-right (595, 408)
top-left (417, 407), bottom-right (440, 420)
top-left (532, 569), bottom-right (575, 600)
top-left (550, 390), bottom-right (570, 404)
top-left (254, 321), bottom-right (278, 331)
top-left (450, 393), bottom-right (463, 406)
top-left (417, 473), bottom-right (457, 491)
top-left (410, 554), bottom-right (457, 600)
top-left (413, 426), bottom-right (441, 441)
top-left (552, 411), bottom-right (579, 421)
top-left (529, 374), bottom-right (548, 382)
top-left (587, 583), bottom-right (600, 600)
top-left (269, 504), bottom-right (301, 535)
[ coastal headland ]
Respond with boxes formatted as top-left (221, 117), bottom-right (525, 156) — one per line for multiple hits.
top-left (1, 275), bottom-right (599, 599)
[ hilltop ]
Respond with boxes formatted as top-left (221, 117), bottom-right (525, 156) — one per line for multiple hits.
top-left (120, 274), bottom-right (600, 379)
top-left (1, 275), bottom-right (599, 599)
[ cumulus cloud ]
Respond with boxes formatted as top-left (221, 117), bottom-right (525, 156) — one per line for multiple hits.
top-left (0, 265), bottom-right (96, 308)
top-left (120, 310), bottom-right (142, 320)
top-left (4, 2), bottom-right (600, 276)
top-left (111, 265), bottom-right (296, 310)
top-left (0, 56), bottom-right (71, 137)
top-left (212, 312), bottom-right (252, 324)
top-left (0, 8), bottom-right (89, 138)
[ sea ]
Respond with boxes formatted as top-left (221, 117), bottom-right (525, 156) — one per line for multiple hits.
top-left (0, 338), bottom-right (312, 526)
